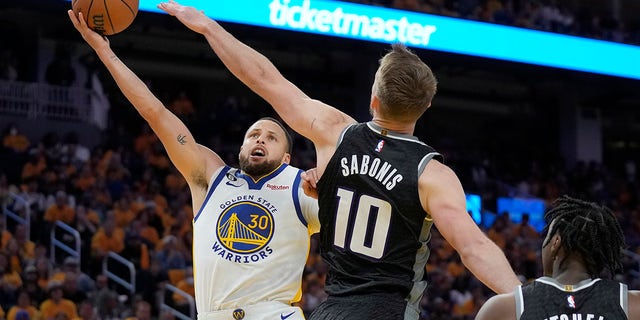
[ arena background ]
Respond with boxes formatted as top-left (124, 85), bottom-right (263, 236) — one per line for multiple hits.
top-left (0, 0), bottom-right (639, 319)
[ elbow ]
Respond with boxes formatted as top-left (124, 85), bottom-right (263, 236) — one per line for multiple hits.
top-left (140, 108), bottom-right (161, 123)
top-left (138, 102), bottom-right (165, 123)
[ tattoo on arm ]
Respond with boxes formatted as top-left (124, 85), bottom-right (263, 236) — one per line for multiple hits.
top-left (177, 134), bottom-right (187, 145)
top-left (109, 55), bottom-right (119, 62)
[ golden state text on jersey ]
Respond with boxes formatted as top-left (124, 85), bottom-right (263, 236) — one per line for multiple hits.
top-left (192, 164), bottom-right (320, 312)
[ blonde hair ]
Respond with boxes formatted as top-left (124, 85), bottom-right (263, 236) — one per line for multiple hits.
top-left (374, 43), bottom-right (437, 122)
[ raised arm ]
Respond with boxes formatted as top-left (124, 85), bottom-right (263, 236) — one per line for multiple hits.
top-left (68, 10), bottom-right (224, 209)
top-left (419, 160), bottom-right (521, 294)
top-left (157, 1), bottom-right (355, 165)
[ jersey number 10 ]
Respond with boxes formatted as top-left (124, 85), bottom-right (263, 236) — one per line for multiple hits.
top-left (333, 188), bottom-right (392, 259)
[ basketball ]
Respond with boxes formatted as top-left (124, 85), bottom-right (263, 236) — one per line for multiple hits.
top-left (71, 0), bottom-right (139, 35)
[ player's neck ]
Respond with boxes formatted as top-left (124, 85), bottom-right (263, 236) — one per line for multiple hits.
top-left (553, 260), bottom-right (592, 285)
top-left (370, 118), bottom-right (415, 135)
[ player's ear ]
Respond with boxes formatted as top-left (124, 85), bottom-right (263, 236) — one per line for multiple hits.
top-left (371, 95), bottom-right (380, 110)
top-left (282, 152), bottom-right (291, 164)
top-left (551, 234), bottom-right (562, 254)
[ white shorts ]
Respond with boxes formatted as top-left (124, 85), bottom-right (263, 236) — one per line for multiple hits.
top-left (197, 301), bottom-right (305, 320)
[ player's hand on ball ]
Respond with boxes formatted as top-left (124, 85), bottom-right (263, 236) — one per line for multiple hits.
top-left (68, 10), bottom-right (110, 50)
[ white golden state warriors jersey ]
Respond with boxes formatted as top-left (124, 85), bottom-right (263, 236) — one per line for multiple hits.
top-left (193, 163), bottom-right (320, 313)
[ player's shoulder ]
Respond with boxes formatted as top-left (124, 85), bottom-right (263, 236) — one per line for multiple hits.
top-left (629, 290), bottom-right (640, 318)
top-left (476, 291), bottom-right (517, 320)
top-left (420, 158), bottom-right (456, 182)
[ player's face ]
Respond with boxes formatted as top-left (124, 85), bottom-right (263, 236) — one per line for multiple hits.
top-left (239, 120), bottom-right (290, 178)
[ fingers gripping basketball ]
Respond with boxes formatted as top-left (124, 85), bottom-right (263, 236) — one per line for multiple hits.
top-left (72, 0), bottom-right (139, 35)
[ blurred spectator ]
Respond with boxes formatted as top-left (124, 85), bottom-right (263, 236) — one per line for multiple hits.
top-left (60, 257), bottom-right (94, 294)
top-left (133, 125), bottom-right (158, 157)
top-left (105, 160), bottom-right (129, 202)
top-left (33, 257), bottom-right (52, 294)
top-left (73, 299), bottom-right (98, 320)
top-left (6, 290), bottom-right (40, 320)
top-left (59, 133), bottom-right (90, 169)
top-left (21, 264), bottom-right (46, 305)
top-left (511, 213), bottom-right (538, 241)
top-left (135, 211), bottom-right (160, 250)
top-left (163, 166), bottom-right (187, 199)
top-left (119, 232), bottom-right (151, 298)
top-left (83, 178), bottom-right (111, 213)
top-left (90, 215), bottom-right (124, 273)
top-left (155, 235), bottom-right (186, 272)
top-left (113, 197), bottom-right (137, 229)
top-left (5, 238), bottom-right (24, 274)
top-left (13, 224), bottom-right (35, 263)
top-left (145, 142), bottom-right (171, 172)
top-left (43, 191), bottom-right (75, 225)
top-left (449, 275), bottom-right (475, 317)
top-left (166, 201), bottom-right (192, 243)
top-left (0, 250), bottom-right (21, 309)
top-left (137, 258), bottom-right (168, 313)
top-left (124, 300), bottom-right (152, 320)
top-left (60, 272), bottom-right (87, 305)
top-left (20, 154), bottom-right (47, 183)
top-left (38, 281), bottom-right (78, 320)
top-left (171, 267), bottom-right (194, 309)
top-left (72, 205), bottom-right (99, 272)
top-left (13, 178), bottom-right (46, 218)
top-left (0, 218), bottom-right (12, 251)
top-left (486, 213), bottom-right (511, 250)
top-left (73, 165), bottom-right (96, 194)
top-left (92, 275), bottom-right (121, 320)
top-left (2, 124), bottom-right (30, 154)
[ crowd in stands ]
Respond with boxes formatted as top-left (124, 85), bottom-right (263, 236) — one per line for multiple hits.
top-left (343, 0), bottom-right (640, 45)
top-left (1, 84), bottom-right (639, 319)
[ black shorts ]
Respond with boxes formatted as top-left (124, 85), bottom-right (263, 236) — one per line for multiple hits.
top-left (309, 292), bottom-right (418, 320)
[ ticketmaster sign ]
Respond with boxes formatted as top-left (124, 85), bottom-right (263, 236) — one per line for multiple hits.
top-left (135, 0), bottom-right (640, 80)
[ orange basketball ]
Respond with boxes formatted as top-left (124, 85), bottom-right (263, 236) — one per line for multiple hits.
top-left (72, 0), bottom-right (139, 36)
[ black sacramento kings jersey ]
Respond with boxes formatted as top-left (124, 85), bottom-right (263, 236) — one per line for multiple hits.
top-left (317, 122), bottom-right (442, 299)
top-left (517, 277), bottom-right (629, 320)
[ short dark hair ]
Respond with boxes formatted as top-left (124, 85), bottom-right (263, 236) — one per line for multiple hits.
top-left (543, 195), bottom-right (626, 277)
top-left (258, 117), bottom-right (293, 154)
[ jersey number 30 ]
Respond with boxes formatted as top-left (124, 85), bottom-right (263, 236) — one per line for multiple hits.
top-left (334, 188), bottom-right (392, 259)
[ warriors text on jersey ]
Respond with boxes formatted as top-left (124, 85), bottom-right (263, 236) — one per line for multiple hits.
top-left (316, 122), bottom-right (442, 307)
top-left (516, 277), bottom-right (629, 320)
top-left (192, 164), bottom-right (319, 313)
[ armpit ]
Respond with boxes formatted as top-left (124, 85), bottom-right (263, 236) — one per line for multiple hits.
top-left (190, 168), bottom-right (209, 190)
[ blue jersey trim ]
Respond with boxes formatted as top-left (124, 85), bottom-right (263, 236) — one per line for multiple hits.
top-left (292, 170), bottom-right (308, 227)
top-left (193, 166), bottom-right (230, 223)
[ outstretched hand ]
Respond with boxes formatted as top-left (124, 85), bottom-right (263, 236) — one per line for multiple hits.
top-left (67, 10), bottom-right (110, 51)
top-left (301, 168), bottom-right (320, 199)
top-left (157, 0), bottom-right (211, 34)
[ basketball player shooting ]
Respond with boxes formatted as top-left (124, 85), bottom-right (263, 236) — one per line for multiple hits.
top-left (68, 9), bottom-right (319, 320)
